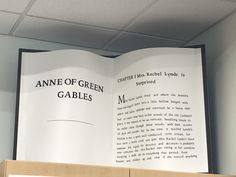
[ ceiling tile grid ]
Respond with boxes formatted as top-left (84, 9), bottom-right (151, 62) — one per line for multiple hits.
top-left (125, 0), bottom-right (236, 41)
top-left (14, 16), bottom-right (119, 49)
top-left (0, 0), bottom-right (236, 52)
top-left (104, 31), bottom-right (184, 53)
top-left (0, 0), bottom-right (31, 13)
top-left (27, 0), bottom-right (157, 30)
top-left (0, 11), bottom-right (19, 34)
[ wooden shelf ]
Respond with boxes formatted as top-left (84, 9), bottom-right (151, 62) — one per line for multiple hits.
top-left (0, 160), bottom-right (234, 177)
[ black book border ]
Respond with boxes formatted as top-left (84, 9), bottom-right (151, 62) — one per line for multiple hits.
top-left (13, 46), bottom-right (213, 173)
top-left (13, 48), bottom-right (46, 160)
top-left (186, 45), bottom-right (213, 173)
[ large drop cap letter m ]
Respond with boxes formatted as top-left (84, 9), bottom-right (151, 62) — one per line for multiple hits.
top-left (118, 95), bottom-right (126, 104)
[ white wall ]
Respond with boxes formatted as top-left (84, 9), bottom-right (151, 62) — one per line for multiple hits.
top-left (187, 11), bottom-right (236, 175)
top-left (0, 35), bottom-right (119, 162)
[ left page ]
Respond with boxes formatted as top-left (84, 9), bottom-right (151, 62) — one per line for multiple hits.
top-left (15, 49), bottom-right (114, 166)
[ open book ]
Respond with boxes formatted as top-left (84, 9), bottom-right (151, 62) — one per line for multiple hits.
top-left (14, 47), bottom-right (211, 173)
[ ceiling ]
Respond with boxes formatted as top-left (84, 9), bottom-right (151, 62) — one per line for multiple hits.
top-left (0, 0), bottom-right (236, 53)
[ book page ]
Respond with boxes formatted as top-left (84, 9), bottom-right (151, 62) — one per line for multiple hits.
top-left (16, 50), bottom-right (113, 166)
top-left (113, 48), bottom-right (208, 172)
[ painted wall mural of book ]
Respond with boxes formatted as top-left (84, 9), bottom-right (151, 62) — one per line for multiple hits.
top-left (14, 47), bottom-right (212, 173)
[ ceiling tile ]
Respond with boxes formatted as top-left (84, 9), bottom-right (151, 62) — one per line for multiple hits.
top-left (105, 32), bottom-right (184, 53)
top-left (28, 0), bottom-right (156, 30)
top-left (14, 16), bottom-right (119, 49)
top-left (0, 11), bottom-right (18, 34)
top-left (0, 0), bottom-right (31, 13)
top-left (126, 0), bottom-right (236, 40)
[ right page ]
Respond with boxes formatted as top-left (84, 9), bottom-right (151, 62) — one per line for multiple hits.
top-left (112, 48), bottom-right (209, 172)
